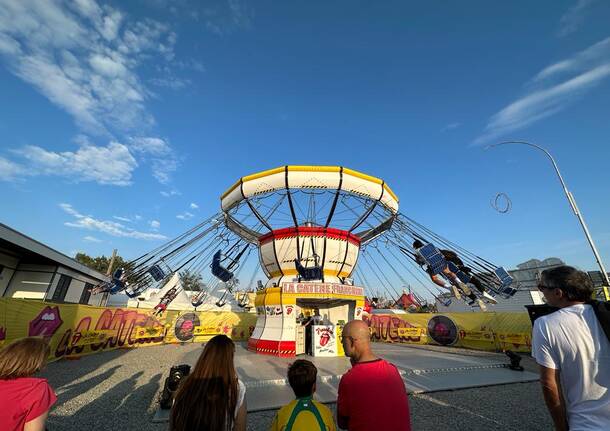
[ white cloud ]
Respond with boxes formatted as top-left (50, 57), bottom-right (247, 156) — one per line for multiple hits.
top-left (532, 37), bottom-right (610, 83)
top-left (0, 156), bottom-right (26, 181)
top-left (557, 0), bottom-right (597, 37)
top-left (134, 214), bottom-right (142, 221)
top-left (0, 0), bottom-right (173, 134)
top-left (150, 220), bottom-right (160, 230)
top-left (149, 77), bottom-right (191, 89)
top-left (160, 189), bottom-right (180, 197)
top-left (190, 202), bottom-right (199, 209)
top-left (129, 136), bottom-right (171, 156)
top-left (474, 37), bottom-right (610, 145)
top-left (60, 203), bottom-right (167, 240)
top-left (13, 141), bottom-right (138, 186)
top-left (201, 0), bottom-right (252, 35)
top-left (176, 211), bottom-right (194, 220)
top-left (441, 122), bottom-right (461, 132)
top-left (0, 0), bottom-right (181, 184)
top-left (128, 136), bottom-right (178, 184)
top-left (83, 235), bottom-right (102, 242)
top-left (113, 216), bottom-right (131, 222)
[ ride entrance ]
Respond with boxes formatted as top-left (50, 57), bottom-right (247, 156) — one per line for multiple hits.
top-left (92, 165), bottom-right (519, 357)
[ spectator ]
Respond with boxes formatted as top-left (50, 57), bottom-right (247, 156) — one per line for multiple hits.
top-left (170, 335), bottom-right (246, 431)
top-left (0, 337), bottom-right (56, 431)
top-left (337, 320), bottom-right (411, 431)
top-left (302, 313), bottom-right (314, 355)
top-left (532, 266), bottom-right (610, 431)
top-left (270, 359), bottom-right (336, 430)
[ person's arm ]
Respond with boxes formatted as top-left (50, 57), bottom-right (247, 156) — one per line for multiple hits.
top-left (539, 365), bottom-right (568, 431)
top-left (24, 410), bottom-right (49, 431)
top-left (234, 399), bottom-right (247, 431)
top-left (336, 378), bottom-right (349, 430)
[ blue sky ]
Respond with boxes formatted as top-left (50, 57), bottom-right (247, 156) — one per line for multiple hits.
top-left (1, 0), bottom-right (609, 275)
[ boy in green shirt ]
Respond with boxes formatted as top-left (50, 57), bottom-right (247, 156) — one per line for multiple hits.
top-left (270, 360), bottom-right (336, 431)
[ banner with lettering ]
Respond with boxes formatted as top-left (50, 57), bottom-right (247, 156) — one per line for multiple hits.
top-left (0, 298), bottom-right (166, 360)
top-left (0, 298), bottom-right (257, 361)
top-left (364, 311), bottom-right (532, 352)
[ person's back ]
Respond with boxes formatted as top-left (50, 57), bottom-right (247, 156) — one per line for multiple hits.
top-left (170, 335), bottom-right (246, 431)
top-left (337, 358), bottom-right (410, 431)
top-left (272, 397), bottom-right (335, 431)
top-left (337, 320), bottom-right (410, 431)
top-left (0, 338), bottom-right (56, 431)
top-left (533, 303), bottom-right (610, 429)
top-left (271, 359), bottom-right (335, 431)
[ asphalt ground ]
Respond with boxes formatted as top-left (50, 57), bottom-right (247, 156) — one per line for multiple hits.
top-left (40, 342), bottom-right (553, 431)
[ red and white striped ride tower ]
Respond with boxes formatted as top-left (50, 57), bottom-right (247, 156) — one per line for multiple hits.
top-left (220, 166), bottom-right (399, 356)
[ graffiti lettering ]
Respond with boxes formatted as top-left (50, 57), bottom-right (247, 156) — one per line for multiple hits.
top-left (54, 309), bottom-right (163, 358)
top-left (363, 315), bottom-right (423, 343)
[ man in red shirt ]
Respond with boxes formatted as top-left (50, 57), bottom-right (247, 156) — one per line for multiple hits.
top-left (337, 320), bottom-right (411, 431)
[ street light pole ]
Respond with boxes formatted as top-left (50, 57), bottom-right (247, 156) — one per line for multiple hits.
top-left (486, 140), bottom-right (610, 287)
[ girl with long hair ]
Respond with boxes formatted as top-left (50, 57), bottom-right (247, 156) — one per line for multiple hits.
top-left (0, 337), bottom-right (57, 431)
top-left (170, 334), bottom-right (247, 431)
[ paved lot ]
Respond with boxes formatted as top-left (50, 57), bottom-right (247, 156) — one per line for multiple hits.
top-left (41, 342), bottom-right (553, 430)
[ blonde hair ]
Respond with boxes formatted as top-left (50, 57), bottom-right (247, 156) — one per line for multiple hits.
top-left (0, 337), bottom-right (50, 379)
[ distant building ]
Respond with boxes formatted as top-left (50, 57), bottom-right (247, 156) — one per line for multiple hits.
top-left (0, 223), bottom-right (107, 305)
top-left (436, 257), bottom-right (566, 313)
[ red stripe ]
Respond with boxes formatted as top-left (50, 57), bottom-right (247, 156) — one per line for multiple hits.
top-left (249, 338), bottom-right (296, 357)
top-left (259, 227), bottom-right (361, 246)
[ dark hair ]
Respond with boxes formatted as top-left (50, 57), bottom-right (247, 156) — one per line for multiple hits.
top-left (540, 265), bottom-right (593, 302)
top-left (287, 360), bottom-right (317, 398)
top-left (412, 239), bottom-right (424, 249)
top-left (170, 335), bottom-right (238, 431)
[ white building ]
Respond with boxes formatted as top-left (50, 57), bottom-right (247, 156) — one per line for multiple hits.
top-left (0, 223), bottom-right (108, 305)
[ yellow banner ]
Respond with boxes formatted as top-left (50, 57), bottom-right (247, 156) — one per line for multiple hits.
top-left (365, 311), bottom-right (533, 352)
top-left (397, 327), bottom-right (426, 337)
top-left (69, 330), bottom-right (114, 347)
top-left (0, 297), bottom-right (534, 360)
top-left (0, 298), bottom-right (167, 360)
top-left (133, 326), bottom-right (166, 340)
top-left (193, 325), bottom-right (221, 336)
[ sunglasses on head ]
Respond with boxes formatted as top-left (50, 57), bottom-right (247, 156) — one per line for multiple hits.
top-left (537, 283), bottom-right (557, 291)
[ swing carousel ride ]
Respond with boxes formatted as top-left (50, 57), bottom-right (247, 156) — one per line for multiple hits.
top-left (92, 166), bottom-right (519, 355)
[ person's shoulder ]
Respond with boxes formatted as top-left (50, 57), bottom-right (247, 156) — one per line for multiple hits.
top-left (534, 312), bottom-right (558, 330)
top-left (313, 399), bottom-right (332, 414)
top-left (313, 400), bottom-right (335, 423)
top-left (5, 377), bottom-right (50, 389)
top-left (277, 399), bottom-right (298, 415)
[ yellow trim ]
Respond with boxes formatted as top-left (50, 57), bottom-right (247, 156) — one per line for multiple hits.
top-left (287, 165), bottom-right (341, 173)
top-left (220, 165), bottom-right (399, 205)
top-left (220, 179), bottom-right (241, 201)
top-left (342, 167), bottom-right (382, 185)
top-left (257, 287), bottom-right (364, 304)
top-left (268, 268), bottom-right (352, 278)
top-left (383, 184), bottom-right (399, 204)
top-left (243, 166), bottom-right (286, 182)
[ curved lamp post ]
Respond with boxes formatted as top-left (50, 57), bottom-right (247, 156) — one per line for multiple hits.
top-left (485, 140), bottom-right (610, 288)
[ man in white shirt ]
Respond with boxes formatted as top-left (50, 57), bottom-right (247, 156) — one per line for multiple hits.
top-left (532, 266), bottom-right (610, 431)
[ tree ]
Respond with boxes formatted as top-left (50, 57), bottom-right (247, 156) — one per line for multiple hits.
top-left (75, 252), bottom-right (127, 275)
top-left (179, 269), bottom-right (204, 291)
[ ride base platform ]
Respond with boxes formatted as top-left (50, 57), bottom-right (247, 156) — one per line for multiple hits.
top-left (153, 342), bottom-right (537, 421)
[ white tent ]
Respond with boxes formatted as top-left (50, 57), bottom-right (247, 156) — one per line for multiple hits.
top-left (126, 272), bottom-right (251, 312)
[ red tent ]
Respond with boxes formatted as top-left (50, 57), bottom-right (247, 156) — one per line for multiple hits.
top-left (396, 292), bottom-right (420, 309)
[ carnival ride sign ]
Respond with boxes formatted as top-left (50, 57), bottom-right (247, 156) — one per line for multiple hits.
top-left (281, 282), bottom-right (364, 297)
top-left (313, 325), bottom-right (337, 357)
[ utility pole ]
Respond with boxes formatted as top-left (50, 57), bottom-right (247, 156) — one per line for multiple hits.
top-left (486, 141), bottom-right (610, 298)
top-left (101, 249), bottom-right (117, 306)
